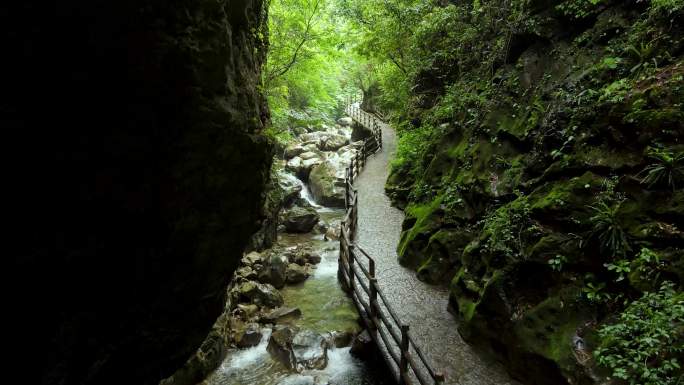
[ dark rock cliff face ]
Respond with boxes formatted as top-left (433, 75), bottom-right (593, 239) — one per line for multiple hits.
top-left (5, 1), bottom-right (271, 384)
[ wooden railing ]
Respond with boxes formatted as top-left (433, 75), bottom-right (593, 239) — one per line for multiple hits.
top-left (339, 104), bottom-right (444, 385)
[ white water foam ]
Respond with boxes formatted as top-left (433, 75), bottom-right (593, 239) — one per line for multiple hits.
top-left (219, 328), bottom-right (272, 372)
top-left (311, 251), bottom-right (339, 279)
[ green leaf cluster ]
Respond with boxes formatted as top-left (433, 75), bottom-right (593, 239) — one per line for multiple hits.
top-left (595, 281), bottom-right (684, 385)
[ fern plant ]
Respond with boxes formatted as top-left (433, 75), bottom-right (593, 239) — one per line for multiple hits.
top-left (639, 147), bottom-right (684, 190)
top-left (589, 200), bottom-right (631, 257)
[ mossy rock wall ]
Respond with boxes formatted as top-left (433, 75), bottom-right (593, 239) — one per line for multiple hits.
top-left (388, 2), bottom-right (684, 384)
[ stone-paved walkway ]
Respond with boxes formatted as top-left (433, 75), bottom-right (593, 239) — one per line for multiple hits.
top-left (352, 111), bottom-right (520, 385)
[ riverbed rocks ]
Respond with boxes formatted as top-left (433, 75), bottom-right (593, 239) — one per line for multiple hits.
top-left (243, 251), bottom-right (266, 266)
top-left (337, 117), bottom-right (353, 126)
top-left (289, 246), bottom-right (322, 266)
top-left (309, 160), bottom-right (346, 207)
top-left (257, 254), bottom-right (289, 289)
top-left (324, 221), bottom-right (341, 241)
top-left (350, 330), bottom-right (374, 360)
top-left (319, 134), bottom-right (349, 151)
top-left (261, 307), bottom-right (302, 324)
top-left (267, 326), bottom-right (298, 369)
top-left (234, 322), bottom-right (263, 348)
top-left (267, 326), bottom-right (329, 371)
top-left (237, 281), bottom-right (284, 308)
top-left (281, 206), bottom-right (320, 233)
top-left (285, 144), bottom-right (306, 159)
top-left (286, 263), bottom-right (310, 284)
top-left (236, 304), bottom-right (260, 319)
top-left (292, 330), bottom-right (329, 370)
top-left (235, 266), bottom-right (258, 281)
top-left (286, 156), bottom-right (319, 181)
top-left (328, 331), bottom-right (354, 348)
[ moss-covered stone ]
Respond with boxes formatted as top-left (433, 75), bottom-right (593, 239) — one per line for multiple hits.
top-left (397, 198), bottom-right (444, 268)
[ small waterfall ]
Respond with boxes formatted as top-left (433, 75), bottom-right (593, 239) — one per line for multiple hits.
top-left (278, 171), bottom-right (329, 211)
top-left (299, 183), bottom-right (321, 209)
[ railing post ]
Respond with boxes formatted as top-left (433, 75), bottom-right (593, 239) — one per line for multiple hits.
top-left (345, 167), bottom-right (350, 209)
top-left (348, 244), bottom-right (355, 291)
top-left (353, 189), bottom-right (359, 238)
top-left (400, 324), bottom-right (410, 384)
top-left (362, 142), bottom-right (367, 167)
top-left (369, 259), bottom-right (378, 331)
top-left (338, 220), bottom-right (347, 290)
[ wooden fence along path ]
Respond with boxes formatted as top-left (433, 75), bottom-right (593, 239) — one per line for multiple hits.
top-left (339, 102), bottom-right (445, 385)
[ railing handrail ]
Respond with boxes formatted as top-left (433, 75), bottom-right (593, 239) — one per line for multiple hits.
top-left (339, 104), bottom-right (445, 385)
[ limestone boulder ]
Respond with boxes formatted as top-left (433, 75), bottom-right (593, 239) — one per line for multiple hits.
top-left (284, 143), bottom-right (306, 159)
top-left (289, 247), bottom-right (322, 266)
top-left (234, 322), bottom-right (263, 348)
top-left (350, 330), bottom-right (374, 360)
top-left (319, 134), bottom-right (349, 151)
top-left (267, 327), bottom-right (329, 371)
top-left (286, 263), bottom-right (310, 284)
top-left (337, 117), bottom-right (353, 126)
top-left (257, 254), bottom-right (289, 289)
top-left (281, 206), bottom-right (319, 233)
top-left (309, 160), bottom-right (346, 207)
top-left (237, 281), bottom-right (284, 308)
top-left (261, 307), bottom-right (302, 324)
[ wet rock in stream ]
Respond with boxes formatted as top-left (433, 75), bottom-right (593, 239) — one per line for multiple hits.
top-left (262, 307), bottom-right (303, 324)
top-left (286, 263), bottom-right (311, 284)
top-left (234, 322), bottom-right (263, 348)
top-left (328, 331), bottom-right (354, 348)
top-left (319, 134), bottom-right (349, 152)
top-left (243, 251), bottom-right (267, 266)
top-left (286, 156), bottom-right (323, 181)
top-left (350, 330), bottom-right (374, 360)
top-left (267, 326), bottom-right (329, 371)
top-left (257, 254), bottom-right (289, 289)
top-left (235, 266), bottom-right (258, 281)
top-left (285, 144), bottom-right (307, 159)
top-left (337, 117), bottom-right (353, 127)
top-left (281, 206), bottom-right (320, 233)
top-left (237, 281), bottom-right (284, 308)
top-left (236, 304), bottom-right (260, 319)
top-left (324, 222), bottom-right (341, 241)
top-left (288, 247), bottom-right (322, 266)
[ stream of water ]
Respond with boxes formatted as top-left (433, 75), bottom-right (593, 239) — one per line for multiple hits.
top-left (203, 182), bottom-right (389, 385)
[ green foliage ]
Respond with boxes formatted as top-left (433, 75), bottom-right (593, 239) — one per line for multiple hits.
top-left (482, 197), bottom-right (538, 259)
top-left (548, 254), bottom-right (568, 272)
top-left (633, 247), bottom-right (665, 282)
top-left (639, 147), bottom-right (684, 190)
top-left (598, 78), bottom-right (632, 103)
top-left (589, 199), bottom-right (631, 257)
top-left (595, 281), bottom-right (684, 385)
top-left (588, 179), bottom-right (631, 257)
top-left (266, 0), bottom-right (355, 141)
top-left (583, 280), bottom-right (611, 303)
top-left (649, 0), bottom-right (684, 14)
top-left (625, 42), bottom-right (657, 73)
top-left (393, 123), bottom-right (434, 178)
top-left (605, 259), bottom-right (631, 282)
top-left (556, 0), bottom-right (604, 19)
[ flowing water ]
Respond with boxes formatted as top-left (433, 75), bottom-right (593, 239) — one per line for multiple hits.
top-left (204, 179), bottom-right (389, 385)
